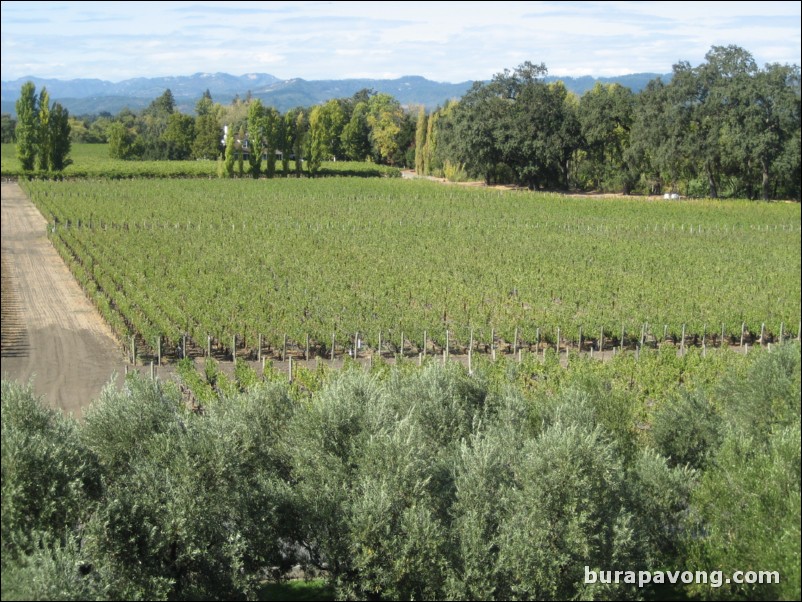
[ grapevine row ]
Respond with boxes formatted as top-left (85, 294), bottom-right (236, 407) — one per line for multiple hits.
top-left (23, 177), bottom-right (801, 362)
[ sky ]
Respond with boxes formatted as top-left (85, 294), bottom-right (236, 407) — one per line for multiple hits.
top-left (1, 1), bottom-right (800, 82)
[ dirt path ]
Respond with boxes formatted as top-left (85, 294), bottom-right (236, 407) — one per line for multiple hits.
top-left (1, 181), bottom-right (124, 416)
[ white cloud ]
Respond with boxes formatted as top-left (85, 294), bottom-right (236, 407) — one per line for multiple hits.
top-left (255, 52), bottom-right (285, 64)
top-left (1, 0), bottom-right (799, 82)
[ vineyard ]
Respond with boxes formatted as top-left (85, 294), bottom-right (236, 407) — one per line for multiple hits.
top-left (21, 177), bottom-right (802, 362)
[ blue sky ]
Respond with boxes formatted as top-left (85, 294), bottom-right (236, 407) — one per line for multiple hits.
top-left (2, 1), bottom-right (800, 82)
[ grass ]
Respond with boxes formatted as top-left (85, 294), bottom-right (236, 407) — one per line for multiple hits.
top-left (258, 579), bottom-right (334, 601)
top-left (0, 143), bottom-right (401, 179)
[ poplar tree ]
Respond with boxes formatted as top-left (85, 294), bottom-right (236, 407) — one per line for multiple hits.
top-left (237, 125), bottom-right (245, 176)
top-left (14, 82), bottom-right (38, 171)
top-left (280, 111), bottom-right (295, 176)
top-left (37, 88), bottom-right (51, 171)
top-left (247, 100), bottom-right (265, 178)
top-left (224, 126), bottom-right (236, 178)
top-left (423, 110), bottom-right (437, 175)
top-left (263, 107), bottom-right (281, 178)
top-left (293, 111), bottom-right (307, 177)
top-left (48, 103), bottom-right (72, 171)
top-left (307, 105), bottom-right (325, 176)
top-left (414, 106), bottom-right (427, 175)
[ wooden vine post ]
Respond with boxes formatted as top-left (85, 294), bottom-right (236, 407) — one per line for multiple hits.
top-left (468, 329), bottom-right (474, 375)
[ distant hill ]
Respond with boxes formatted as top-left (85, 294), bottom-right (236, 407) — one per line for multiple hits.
top-left (1, 71), bottom-right (667, 116)
top-left (544, 73), bottom-right (664, 95)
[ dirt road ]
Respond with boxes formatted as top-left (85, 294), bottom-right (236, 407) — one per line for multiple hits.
top-left (1, 181), bottom-right (124, 416)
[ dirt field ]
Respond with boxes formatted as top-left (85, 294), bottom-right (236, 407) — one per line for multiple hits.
top-left (1, 181), bottom-right (124, 416)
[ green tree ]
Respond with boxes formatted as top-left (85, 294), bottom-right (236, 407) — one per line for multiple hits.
top-left (396, 110), bottom-right (417, 168)
top-left (1, 113), bottom-right (15, 143)
top-left (366, 93), bottom-right (404, 164)
top-left (192, 113), bottom-right (221, 160)
top-left (742, 61), bottom-right (801, 200)
top-left (501, 68), bottom-right (579, 189)
top-left (162, 112), bottom-right (194, 160)
top-left (107, 121), bottom-right (137, 160)
top-left (340, 101), bottom-right (371, 161)
top-left (320, 99), bottom-right (346, 159)
top-left (247, 100), bottom-right (265, 178)
top-left (306, 100), bottom-right (346, 174)
top-left (628, 78), bottom-right (675, 194)
top-left (550, 81), bottom-right (582, 189)
top-left (628, 45), bottom-right (800, 199)
top-left (138, 89), bottom-right (177, 159)
top-left (224, 125), bottom-right (236, 178)
top-left (698, 47), bottom-right (759, 197)
top-left (48, 103), bottom-right (72, 171)
top-left (445, 81), bottom-right (507, 183)
top-left (15, 81), bottom-right (38, 171)
top-left (414, 106), bottom-right (427, 174)
top-left (88, 114), bottom-right (113, 143)
top-left (293, 110), bottom-right (307, 177)
top-left (147, 88), bottom-right (176, 117)
top-left (307, 105), bottom-right (326, 176)
top-left (579, 83), bottom-right (635, 191)
top-left (67, 116), bottom-right (92, 143)
top-left (192, 92), bottom-right (222, 160)
top-left (262, 107), bottom-right (282, 178)
top-left (196, 89), bottom-right (213, 115)
top-left (280, 110), bottom-right (296, 175)
top-left (663, 49), bottom-right (759, 198)
top-left (237, 125), bottom-right (245, 176)
top-left (423, 107), bottom-right (441, 175)
top-left (37, 88), bottom-right (51, 171)
top-left (245, 102), bottom-right (281, 179)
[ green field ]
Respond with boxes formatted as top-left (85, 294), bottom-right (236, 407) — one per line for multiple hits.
top-left (1, 143), bottom-right (401, 179)
top-left (21, 177), bottom-right (801, 360)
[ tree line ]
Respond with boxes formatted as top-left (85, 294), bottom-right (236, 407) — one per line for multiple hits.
top-left (102, 87), bottom-right (416, 176)
top-left (421, 45), bottom-right (800, 200)
top-left (9, 45), bottom-right (799, 197)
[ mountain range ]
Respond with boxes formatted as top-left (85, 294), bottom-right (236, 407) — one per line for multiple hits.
top-left (1, 72), bottom-right (666, 116)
